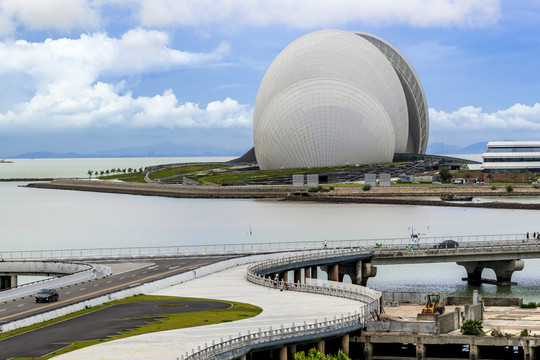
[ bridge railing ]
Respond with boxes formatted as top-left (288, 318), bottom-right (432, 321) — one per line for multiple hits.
top-left (0, 233), bottom-right (529, 260)
top-left (180, 249), bottom-right (381, 360)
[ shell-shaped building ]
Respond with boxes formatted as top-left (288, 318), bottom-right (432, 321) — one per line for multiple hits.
top-left (253, 30), bottom-right (429, 170)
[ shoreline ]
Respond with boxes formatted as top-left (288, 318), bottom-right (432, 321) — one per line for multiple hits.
top-left (25, 179), bottom-right (540, 210)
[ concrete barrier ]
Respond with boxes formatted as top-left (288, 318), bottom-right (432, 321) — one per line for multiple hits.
top-left (436, 310), bottom-right (461, 334)
top-left (464, 302), bottom-right (483, 321)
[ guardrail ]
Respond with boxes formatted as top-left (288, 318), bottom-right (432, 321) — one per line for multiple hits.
top-left (0, 262), bottom-right (111, 303)
top-left (0, 233), bottom-right (530, 260)
top-left (181, 249), bottom-right (381, 360)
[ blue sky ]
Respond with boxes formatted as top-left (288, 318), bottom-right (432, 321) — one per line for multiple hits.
top-left (0, 0), bottom-right (539, 157)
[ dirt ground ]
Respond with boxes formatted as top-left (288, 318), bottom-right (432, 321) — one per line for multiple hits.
top-left (383, 304), bottom-right (540, 336)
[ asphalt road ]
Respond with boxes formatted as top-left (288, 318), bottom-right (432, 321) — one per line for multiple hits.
top-left (0, 256), bottom-right (233, 325)
top-left (0, 299), bottom-right (232, 359)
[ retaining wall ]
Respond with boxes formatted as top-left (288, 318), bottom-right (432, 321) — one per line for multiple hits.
top-left (448, 296), bottom-right (522, 306)
top-left (382, 291), bottom-right (447, 305)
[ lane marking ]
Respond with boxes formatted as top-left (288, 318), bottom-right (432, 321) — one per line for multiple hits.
top-left (0, 261), bottom-right (211, 322)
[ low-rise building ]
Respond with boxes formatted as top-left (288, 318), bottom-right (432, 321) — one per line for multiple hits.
top-left (482, 141), bottom-right (540, 173)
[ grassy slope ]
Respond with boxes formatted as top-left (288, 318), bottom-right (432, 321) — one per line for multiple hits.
top-left (6, 294), bottom-right (262, 360)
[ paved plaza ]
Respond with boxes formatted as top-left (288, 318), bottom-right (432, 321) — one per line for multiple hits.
top-left (52, 264), bottom-right (363, 360)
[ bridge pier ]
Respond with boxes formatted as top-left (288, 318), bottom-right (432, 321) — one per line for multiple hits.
top-left (305, 267), bottom-right (311, 279)
top-left (0, 275), bottom-right (17, 289)
top-left (457, 260), bottom-right (524, 285)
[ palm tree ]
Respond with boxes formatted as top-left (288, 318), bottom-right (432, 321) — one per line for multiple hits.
top-left (87, 170), bottom-right (93, 179)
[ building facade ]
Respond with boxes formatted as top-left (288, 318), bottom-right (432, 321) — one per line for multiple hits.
top-left (482, 141), bottom-right (540, 173)
top-left (253, 30), bottom-right (429, 170)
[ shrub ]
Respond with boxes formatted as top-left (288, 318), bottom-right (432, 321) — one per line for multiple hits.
top-left (460, 319), bottom-right (484, 335)
top-left (294, 348), bottom-right (350, 360)
top-left (363, 184), bottom-right (371, 191)
top-left (520, 329), bottom-right (531, 337)
top-left (520, 302), bottom-right (537, 309)
top-left (506, 184), bottom-right (513, 192)
top-left (308, 187), bottom-right (319, 193)
top-left (491, 185), bottom-right (497, 190)
top-left (534, 184), bottom-right (539, 189)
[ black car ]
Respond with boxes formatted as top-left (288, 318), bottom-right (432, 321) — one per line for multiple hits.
top-left (35, 288), bottom-right (59, 303)
top-left (434, 240), bottom-right (459, 249)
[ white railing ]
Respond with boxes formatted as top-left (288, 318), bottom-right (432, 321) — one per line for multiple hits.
top-left (180, 249), bottom-right (381, 360)
top-left (0, 263), bottom-right (111, 303)
top-left (0, 233), bottom-right (531, 260)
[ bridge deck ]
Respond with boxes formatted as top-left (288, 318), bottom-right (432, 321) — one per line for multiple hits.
top-left (51, 264), bottom-right (362, 360)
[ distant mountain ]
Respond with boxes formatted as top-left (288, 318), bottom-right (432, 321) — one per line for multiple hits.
top-left (427, 142), bottom-right (488, 155)
top-left (9, 151), bottom-right (92, 159)
top-left (6, 142), bottom-right (248, 159)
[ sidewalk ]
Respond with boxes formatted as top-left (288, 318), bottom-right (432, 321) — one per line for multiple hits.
top-left (53, 264), bottom-right (363, 360)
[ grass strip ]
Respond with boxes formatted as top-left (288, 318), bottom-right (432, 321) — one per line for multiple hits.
top-left (98, 172), bottom-right (146, 182)
top-left (5, 294), bottom-right (262, 360)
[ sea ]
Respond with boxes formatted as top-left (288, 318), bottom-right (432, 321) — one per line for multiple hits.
top-left (3, 156), bottom-right (540, 302)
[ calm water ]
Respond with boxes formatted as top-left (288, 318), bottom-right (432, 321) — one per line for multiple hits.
top-left (2, 158), bottom-right (540, 301)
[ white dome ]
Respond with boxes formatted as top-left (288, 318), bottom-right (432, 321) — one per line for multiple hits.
top-left (253, 29), bottom-right (428, 170)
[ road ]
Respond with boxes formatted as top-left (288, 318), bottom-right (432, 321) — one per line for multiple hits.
top-left (0, 256), bottom-right (234, 326)
top-left (0, 299), bottom-right (232, 359)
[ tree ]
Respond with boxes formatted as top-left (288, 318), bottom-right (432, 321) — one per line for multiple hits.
top-left (487, 173), bottom-right (494, 183)
top-left (294, 348), bottom-right (350, 360)
top-left (439, 167), bottom-right (451, 182)
top-left (87, 170), bottom-right (93, 179)
top-left (524, 168), bottom-right (531, 183)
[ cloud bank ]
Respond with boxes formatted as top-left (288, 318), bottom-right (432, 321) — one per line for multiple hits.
top-left (0, 29), bottom-right (250, 133)
top-left (109, 0), bottom-right (500, 29)
top-left (0, 0), bottom-right (501, 39)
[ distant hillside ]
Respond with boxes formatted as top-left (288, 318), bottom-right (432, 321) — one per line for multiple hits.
top-left (6, 142), bottom-right (248, 159)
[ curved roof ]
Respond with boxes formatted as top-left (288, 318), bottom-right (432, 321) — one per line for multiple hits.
top-left (356, 32), bottom-right (429, 154)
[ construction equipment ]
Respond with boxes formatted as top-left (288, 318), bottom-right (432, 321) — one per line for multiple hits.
top-left (422, 293), bottom-right (445, 314)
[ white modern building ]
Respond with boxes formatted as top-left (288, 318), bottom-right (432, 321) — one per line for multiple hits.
top-left (482, 141), bottom-right (540, 173)
top-left (253, 30), bottom-right (429, 170)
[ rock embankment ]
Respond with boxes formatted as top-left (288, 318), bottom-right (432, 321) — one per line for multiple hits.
top-left (26, 179), bottom-right (290, 199)
top-left (26, 179), bottom-right (540, 210)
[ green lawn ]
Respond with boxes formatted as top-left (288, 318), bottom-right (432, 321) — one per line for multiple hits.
top-left (98, 172), bottom-right (146, 182)
top-left (6, 294), bottom-right (262, 360)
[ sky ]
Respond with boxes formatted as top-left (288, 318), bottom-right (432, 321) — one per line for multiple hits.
top-left (0, 0), bottom-right (540, 157)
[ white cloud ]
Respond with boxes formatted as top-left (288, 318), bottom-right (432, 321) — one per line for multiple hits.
top-left (430, 103), bottom-right (540, 131)
top-left (0, 0), bottom-right (99, 37)
top-left (0, 29), bottom-right (250, 133)
top-left (111, 0), bottom-right (500, 29)
top-left (429, 103), bottom-right (540, 144)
